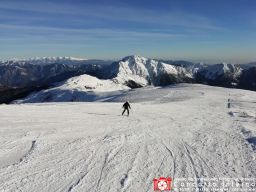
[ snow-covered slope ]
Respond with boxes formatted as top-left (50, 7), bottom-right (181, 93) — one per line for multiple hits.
top-left (1, 84), bottom-right (256, 191)
top-left (15, 74), bottom-right (130, 103)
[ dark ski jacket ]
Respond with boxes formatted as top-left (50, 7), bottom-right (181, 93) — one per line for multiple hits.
top-left (123, 102), bottom-right (131, 109)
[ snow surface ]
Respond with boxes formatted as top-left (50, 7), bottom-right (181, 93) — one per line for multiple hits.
top-left (1, 84), bottom-right (256, 191)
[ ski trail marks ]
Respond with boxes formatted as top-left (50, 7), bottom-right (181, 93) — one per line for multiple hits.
top-left (18, 140), bottom-right (36, 164)
top-left (67, 173), bottom-right (87, 192)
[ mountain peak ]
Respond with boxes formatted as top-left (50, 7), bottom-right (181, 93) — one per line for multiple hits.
top-left (121, 55), bottom-right (148, 62)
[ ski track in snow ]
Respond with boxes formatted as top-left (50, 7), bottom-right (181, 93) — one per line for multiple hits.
top-left (18, 140), bottom-right (37, 164)
top-left (0, 84), bottom-right (255, 192)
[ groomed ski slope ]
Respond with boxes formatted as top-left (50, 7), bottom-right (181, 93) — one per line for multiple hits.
top-left (0, 84), bottom-right (256, 192)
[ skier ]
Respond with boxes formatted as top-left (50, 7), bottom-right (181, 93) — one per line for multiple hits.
top-left (227, 98), bottom-right (231, 108)
top-left (122, 101), bottom-right (131, 116)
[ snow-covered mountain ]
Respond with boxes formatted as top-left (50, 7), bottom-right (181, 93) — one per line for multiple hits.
top-left (1, 55), bottom-right (256, 103)
top-left (161, 59), bottom-right (205, 73)
top-left (15, 74), bottom-right (130, 103)
top-left (239, 66), bottom-right (256, 90)
top-left (0, 57), bottom-right (88, 66)
top-left (1, 55), bottom-right (253, 90)
top-left (0, 57), bottom-right (113, 103)
top-left (197, 63), bottom-right (242, 80)
top-left (0, 57), bottom-right (112, 88)
top-left (15, 55), bottom-right (196, 103)
top-left (109, 55), bottom-right (194, 88)
top-left (196, 63), bottom-right (243, 87)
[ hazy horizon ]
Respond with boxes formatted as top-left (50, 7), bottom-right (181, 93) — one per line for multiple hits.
top-left (1, 55), bottom-right (255, 65)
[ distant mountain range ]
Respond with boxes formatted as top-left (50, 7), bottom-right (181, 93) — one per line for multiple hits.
top-left (0, 56), bottom-right (255, 103)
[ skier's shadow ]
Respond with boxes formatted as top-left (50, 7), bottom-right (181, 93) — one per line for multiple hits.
top-left (85, 112), bottom-right (124, 117)
top-left (86, 112), bottom-right (109, 116)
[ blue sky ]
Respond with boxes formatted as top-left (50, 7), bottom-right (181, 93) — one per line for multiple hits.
top-left (0, 0), bottom-right (255, 63)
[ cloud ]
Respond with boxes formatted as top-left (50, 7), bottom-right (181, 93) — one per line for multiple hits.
top-left (0, 0), bottom-right (223, 31)
top-left (0, 24), bottom-right (188, 44)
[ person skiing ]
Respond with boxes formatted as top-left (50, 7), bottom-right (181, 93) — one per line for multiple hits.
top-left (227, 98), bottom-right (231, 108)
top-left (122, 101), bottom-right (131, 116)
